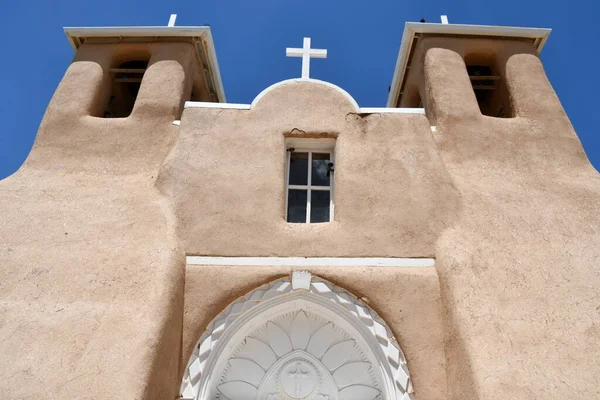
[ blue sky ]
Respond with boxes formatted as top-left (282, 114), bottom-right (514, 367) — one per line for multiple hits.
top-left (1, 0), bottom-right (598, 179)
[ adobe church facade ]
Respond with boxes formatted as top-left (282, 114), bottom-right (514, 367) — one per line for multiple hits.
top-left (1, 16), bottom-right (599, 400)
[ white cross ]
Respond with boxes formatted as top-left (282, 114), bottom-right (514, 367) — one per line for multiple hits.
top-left (286, 37), bottom-right (327, 79)
top-left (168, 14), bottom-right (177, 27)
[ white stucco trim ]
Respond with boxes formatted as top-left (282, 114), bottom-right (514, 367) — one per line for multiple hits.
top-left (183, 103), bottom-right (427, 115)
top-left (186, 256), bottom-right (435, 267)
top-left (359, 107), bottom-right (425, 114)
top-left (387, 21), bottom-right (552, 107)
top-left (184, 101), bottom-right (251, 110)
top-left (201, 28), bottom-right (227, 103)
top-left (64, 26), bottom-right (213, 40)
top-left (251, 78), bottom-right (361, 112)
top-left (184, 78), bottom-right (361, 112)
top-left (286, 37), bottom-right (328, 79)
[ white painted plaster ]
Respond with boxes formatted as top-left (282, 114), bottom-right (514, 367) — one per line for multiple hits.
top-left (184, 78), bottom-right (360, 112)
top-left (441, 15), bottom-right (449, 24)
top-left (184, 83), bottom-right (429, 116)
top-left (186, 256), bottom-right (435, 268)
top-left (180, 273), bottom-right (414, 399)
top-left (292, 270), bottom-right (312, 290)
top-left (359, 107), bottom-right (425, 115)
top-left (184, 101), bottom-right (250, 110)
top-left (168, 14), bottom-right (177, 27)
top-left (286, 37), bottom-right (327, 79)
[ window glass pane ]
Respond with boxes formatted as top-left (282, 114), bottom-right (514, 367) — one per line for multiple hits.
top-left (289, 152), bottom-right (308, 185)
top-left (287, 189), bottom-right (307, 223)
top-left (310, 190), bottom-right (330, 223)
top-left (311, 153), bottom-right (331, 186)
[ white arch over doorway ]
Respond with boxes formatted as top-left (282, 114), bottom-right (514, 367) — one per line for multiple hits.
top-left (180, 271), bottom-right (414, 400)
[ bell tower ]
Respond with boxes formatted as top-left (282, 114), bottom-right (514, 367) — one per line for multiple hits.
top-left (386, 16), bottom-right (600, 400)
top-left (61, 15), bottom-right (224, 121)
top-left (27, 15), bottom-right (226, 175)
top-left (3, 16), bottom-right (227, 400)
top-left (388, 15), bottom-right (552, 123)
top-left (2, 12), bottom-right (599, 400)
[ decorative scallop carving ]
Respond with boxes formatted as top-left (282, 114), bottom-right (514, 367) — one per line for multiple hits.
top-left (267, 321), bottom-right (293, 357)
top-left (180, 272), bottom-right (414, 400)
top-left (290, 311), bottom-right (310, 350)
top-left (219, 310), bottom-right (375, 399)
top-left (340, 385), bottom-right (381, 400)
top-left (321, 340), bottom-right (355, 370)
top-left (306, 322), bottom-right (335, 359)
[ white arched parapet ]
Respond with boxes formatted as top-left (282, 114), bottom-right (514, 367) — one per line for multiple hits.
top-left (250, 78), bottom-right (361, 112)
top-left (184, 79), bottom-right (426, 114)
top-left (180, 271), bottom-right (414, 400)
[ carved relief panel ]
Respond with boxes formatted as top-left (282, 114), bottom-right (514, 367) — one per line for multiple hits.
top-left (218, 310), bottom-right (381, 399)
top-left (181, 272), bottom-right (414, 400)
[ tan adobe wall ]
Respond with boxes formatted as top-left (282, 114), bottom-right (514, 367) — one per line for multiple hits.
top-left (420, 38), bottom-right (600, 399)
top-left (0, 33), bottom-right (599, 400)
top-left (159, 80), bottom-right (460, 258)
top-left (29, 41), bottom-right (207, 173)
top-left (400, 37), bottom-right (540, 120)
top-left (0, 42), bottom-right (201, 400)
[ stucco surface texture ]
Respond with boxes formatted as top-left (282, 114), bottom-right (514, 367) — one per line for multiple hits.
top-left (1, 33), bottom-right (599, 400)
top-left (160, 80), bottom-right (459, 257)
top-left (0, 42), bottom-right (200, 400)
top-left (420, 39), bottom-right (600, 399)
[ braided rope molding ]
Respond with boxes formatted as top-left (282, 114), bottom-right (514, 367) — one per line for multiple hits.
top-left (180, 272), bottom-right (414, 400)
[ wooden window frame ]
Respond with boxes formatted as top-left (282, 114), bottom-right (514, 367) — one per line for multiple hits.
top-left (285, 139), bottom-right (335, 223)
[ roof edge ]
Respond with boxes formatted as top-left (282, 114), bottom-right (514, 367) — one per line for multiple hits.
top-left (63, 25), bottom-right (226, 103)
top-left (386, 22), bottom-right (552, 107)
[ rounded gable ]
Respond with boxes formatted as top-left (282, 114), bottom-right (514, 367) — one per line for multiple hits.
top-left (250, 79), bottom-right (360, 113)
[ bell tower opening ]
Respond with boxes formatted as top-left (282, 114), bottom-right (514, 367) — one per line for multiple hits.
top-left (103, 59), bottom-right (149, 118)
top-left (386, 17), bottom-right (550, 119)
top-left (403, 84), bottom-right (423, 108)
top-left (464, 54), bottom-right (513, 118)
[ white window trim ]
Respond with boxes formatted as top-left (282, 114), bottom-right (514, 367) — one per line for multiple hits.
top-left (285, 144), bottom-right (335, 223)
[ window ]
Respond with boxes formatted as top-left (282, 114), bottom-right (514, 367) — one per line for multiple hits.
top-left (465, 54), bottom-right (513, 118)
top-left (103, 60), bottom-right (148, 118)
top-left (285, 139), bottom-right (335, 223)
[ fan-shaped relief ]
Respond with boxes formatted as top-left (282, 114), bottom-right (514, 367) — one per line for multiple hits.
top-left (220, 311), bottom-right (378, 399)
top-left (180, 272), bottom-right (414, 400)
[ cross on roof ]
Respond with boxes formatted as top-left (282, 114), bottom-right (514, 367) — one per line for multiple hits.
top-left (286, 37), bottom-right (327, 79)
